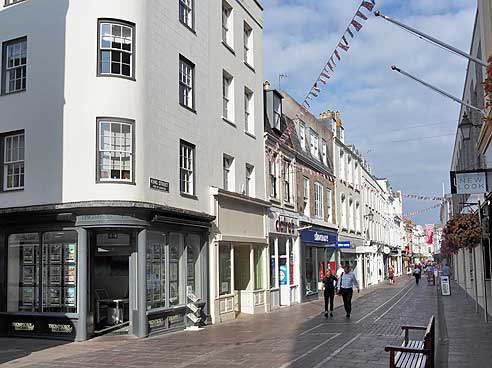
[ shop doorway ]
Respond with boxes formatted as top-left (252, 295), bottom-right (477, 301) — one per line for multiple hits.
top-left (91, 231), bottom-right (134, 336)
top-left (234, 245), bottom-right (251, 315)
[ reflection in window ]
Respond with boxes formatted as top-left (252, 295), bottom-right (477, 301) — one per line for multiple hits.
top-left (98, 120), bottom-right (133, 182)
top-left (99, 21), bottom-right (134, 77)
top-left (219, 245), bottom-right (231, 295)
top-left (169, 233), bottom-right (183, 306)
top-left (146, 231), bottom-right (166, 310)
top-left (186, 234), bottom-right (201, 296)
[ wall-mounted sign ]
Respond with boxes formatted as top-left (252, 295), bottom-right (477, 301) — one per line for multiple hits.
top-left (337, 241), bottom-right (351, 249)
top-left (300, 229), bottom-right (337, 246)
top-left (48, 324), bottom-right (73, 333)
top-left (450, 170), bottom-right (488, 194)
top-left (12, 322), bottom-right (34, 331)
top-left (148, 318), bottom-right (165, 328)
top-left (150, 178), bottom-right (169, 193)
top-left (279, 265), bottom-right (288, 285)
top-left (269, 211), bottom-right (299, 236)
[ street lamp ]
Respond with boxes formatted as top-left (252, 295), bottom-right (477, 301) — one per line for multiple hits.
top-left (364, 210), bottom-right (374, 222)
top-left (458, 112), bottom-right (475, 141)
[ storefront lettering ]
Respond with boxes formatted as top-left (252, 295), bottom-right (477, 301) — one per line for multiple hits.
top-left (275, 215), bottom-right (297, 235)
top-left (12, 322), bottom-right (34, 331)
top-left (48, 324), bottom-right (73, 333)
top-left (314, 232), bottom-right (330, 242)
top-left (148, 318), bottom-right (165, 328)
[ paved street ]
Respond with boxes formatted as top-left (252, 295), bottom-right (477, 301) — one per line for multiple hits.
top-left (0, 276), bottom-right (438, 368)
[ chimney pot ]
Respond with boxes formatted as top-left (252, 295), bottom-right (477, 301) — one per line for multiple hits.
top-left (263, 81), bottom-right (271, 91)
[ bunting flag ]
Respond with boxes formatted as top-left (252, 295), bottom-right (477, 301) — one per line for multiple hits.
top-left (351, 19), bottom-right (363, 31)
top-left (347, 27), bottom-right (354, 38)
top-left (356, 10), bottom-right (368, 20)
top-left (403, 204), bottom-right (441, 218)
top-left (342, 35), bottom-right (349, 45)
top-left (338, 42), bottom-right (349, 52)
top-left (334, 49), bottom-right (341, 60)
top-left (361, 1), bottom-right (375, 11)
top-left (327, 61), bottom-right (334, 71)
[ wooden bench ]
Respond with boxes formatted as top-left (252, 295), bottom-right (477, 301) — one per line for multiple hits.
top-left (384, 316), bottom-right (435, 368)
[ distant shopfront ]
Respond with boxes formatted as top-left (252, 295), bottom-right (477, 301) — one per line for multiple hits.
top-left (299, 227), bottom-right (338, 301)
top-left (268, 208), bottom-right (299, 309)
top-left (0, 202), bottom-right (213, 341)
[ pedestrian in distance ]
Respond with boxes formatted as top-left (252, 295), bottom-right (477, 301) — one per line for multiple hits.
top-left (413, 265), bottom-right (421, 285)
top-left (441, 263), bottom-right (450, 277)
top-left (338, 264), bottom-right (360, 318)
top-left (322, 269), bottom-right (337, 318)
top-left (336, 263), bottom-right (344, 279)
top-left (388, 265), bottom-right (395, 285)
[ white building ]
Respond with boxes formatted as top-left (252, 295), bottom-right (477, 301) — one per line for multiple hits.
top-left (0, 0), bottom-right (266, 340)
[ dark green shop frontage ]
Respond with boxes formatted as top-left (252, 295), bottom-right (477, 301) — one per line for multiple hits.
top-left (0, 201), bottom-right (213, 341)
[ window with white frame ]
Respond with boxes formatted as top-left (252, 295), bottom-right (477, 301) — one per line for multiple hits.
top-left (223, 155), bottom-right (234, 191)
top-left (244, 87), bottom-right (254, 134)
top-left (97, 119), bottom-right (134, 182)
top-left (347, 156), bottom-right (353, 184)
top-left (299, 123), bottom-right (306, 150)
top-left (3, 38), bottom-right (27, 94)
top-left (339, 150), bottom-right (345, 180)
top-left (222, 1), bottom-right (233, 47)
top-left (341, 194), bottom-right (347, 229)
top-left (269, 157), bottom-right (278, 199)
top-left (98, 20), bottom-right (134, 78)
top-left (245, 164), bottom-right (254, 196)
top-left (310, 130), bottom-right (319, 158)
top-left (180, 141), bottom-right (195, 195)
top-left (314, 182), bottom-right (323, 219)
top-left (3, 133), bottom-right (24, 190)
top-left (223, 71), bottom-right (233, 121)
top-left (303, 176), bottom-right (310, 216)
top-left (326, 188), bottom-right (332, 222)
top-left (179, 0), bottom-right (194, 29)
top-left (322, 140), bottom-right (327, 165)
top-left (349, 199), bottom-right (354, 231)
top-left (283, 160), bottom-right (292, 203)
top-left (179, 56), bottom-right (194, 109)
top-left (273, 94), bottom-right (282, 130)
top-left (244, 22), bottom-right (253, 65)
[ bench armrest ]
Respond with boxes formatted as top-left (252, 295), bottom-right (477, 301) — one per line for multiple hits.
top-left (401, 325), bottom-right (427, 331)
top-left (384, 345), bottom-right (431, 354)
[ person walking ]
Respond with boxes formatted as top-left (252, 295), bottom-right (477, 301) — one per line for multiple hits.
top-left (413, 265), bottom-right (421, 285)
top-left (388, 265), bottom-right (395, 285)
top-left (338, 264), bottom-right (360, 318)
top-left (322, 269), bottom-right (337, 318)
top-left (336, 264), bottom-right (344, 279)
top-left (442, 263), bottom-right (450, 277)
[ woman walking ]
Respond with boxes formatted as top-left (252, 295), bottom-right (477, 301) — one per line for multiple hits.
top-left (322, 269), bottom-right (337, 318)
top-left (413, 265), bottom-right (421, 285)
top-left (388, 266), bottom-right (395, 285)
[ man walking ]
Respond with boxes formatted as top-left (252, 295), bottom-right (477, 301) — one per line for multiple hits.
top-left (339, 264), bottom-right (360, 318)
top-left (322, 269), bottom-right (337, 318)
top-left (336, 264), bottom-right (344, 279)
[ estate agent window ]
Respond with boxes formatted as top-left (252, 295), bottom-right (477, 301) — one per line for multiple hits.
top-left (179, 56), bottom-right (194, 110)
top-left (2, 37), bottom-right (27, 94)
top-left (146, 231), bottom-right (202, 310)
top-left (98, 20), bottom-right (135, 78)
top-left (97, 119), bottom-right (134, 183)
top-left (7, 231), bottom-right (78, 313)
top-left (180, 140), bottom-right (195, 195)
top-left (3, 132), bottom-right (24, 190)
top-left (179, 0), bottom-right (194, 30)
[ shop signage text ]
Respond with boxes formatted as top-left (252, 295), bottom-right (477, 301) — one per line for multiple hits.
top-left (450, 170), bottom-right (488, 194)
top-left (149, 318), bottom-right (165, 328)
top-left (12, 322), bottom-right (34, 331)
top-left (150, 178), bottom-right (170, 193)
top-left (48, 324), bottom-right (73, 333)
top-left (269, 211), bottom-right (299, 235)
top-left (301, 229), bottom-right (337, 246)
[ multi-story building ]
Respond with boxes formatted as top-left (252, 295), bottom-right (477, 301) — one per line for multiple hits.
top-left (0, 0), bottom-right (266, 340)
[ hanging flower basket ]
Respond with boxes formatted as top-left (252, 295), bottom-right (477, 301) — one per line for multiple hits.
top-left (443, 213), bottom-right (481, 251)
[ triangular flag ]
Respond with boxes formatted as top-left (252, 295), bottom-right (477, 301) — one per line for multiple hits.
top-left (330, 56), bottom-right (337, 66)
top-left (327, 61), bottom-right (334, 71)
top-left (356, 10), bottom-right (368, 20)
top-left (334, 49), bottom-right (341, 60)
top-left (313, 83), bottom-right (321, 92)
top-left (309, 91), bottom-right (319, 97)
top-left (320, 72), bottom-right (330, 79)
top-left (303, 101), bottom-right (311, 109)
top-left (338, 42), bottom-right (349, 52)
top-left (342, 35), bottom-right (349, 45)
top-left (318, 77), bottom-right (327, 85)
top-left (361, 1), bottom-right (375, 11)
top-left (347, 27), bottom-right (354, 38)
top-left (351, 19), bottom-right (363, 31)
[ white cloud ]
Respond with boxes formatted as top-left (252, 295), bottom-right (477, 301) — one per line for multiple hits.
top-left (263, 0), bottom-right (476, 223)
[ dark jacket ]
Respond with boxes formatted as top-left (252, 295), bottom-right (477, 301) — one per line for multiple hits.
top-left (323, 275), bottom-right (338, 291)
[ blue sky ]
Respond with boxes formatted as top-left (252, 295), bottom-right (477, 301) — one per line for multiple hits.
top-left (263, 0), bottom-right (477, 225)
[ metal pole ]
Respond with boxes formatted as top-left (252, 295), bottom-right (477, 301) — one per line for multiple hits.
top-left (375, 11), bottom-right (487, 67)
top-left (478, 200), bottom-right (489, 323)
top-left (473, 247), bottom-right (479, 313)
top-left (391, 66), bottom-right (485, 114)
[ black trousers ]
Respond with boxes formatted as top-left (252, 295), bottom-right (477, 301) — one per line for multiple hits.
top-left (324, 289), bottom-right (335, 312)
top-left (340, 288), bottom-right (354, 315)
top-left (415, 274), bottom-right (421, 285)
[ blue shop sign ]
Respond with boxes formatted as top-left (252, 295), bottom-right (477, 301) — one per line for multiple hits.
top-left (301, 229), bottom-right (338, 246)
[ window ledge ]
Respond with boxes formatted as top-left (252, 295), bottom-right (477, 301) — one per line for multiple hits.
top-left (269, 197), bottom-right (281, 204)
top-left (222, 117), bottom-right (236, 127)
top-left (1, 89), bottom-right (27, 97)
top-left (244, 130), bottom-right (256, 139)
top-left (97, 180), bottom-right (136, 186)
top-left (97, 74), bottom-right (136, 82)
top-left (180, 192), bottom-right (198, 200)
top-left (222, 41), bottom-right (235, 55)
top-left (180, 103), bottom-right (197, 114)
top-left (244, 61), bottom-right (255, 73)
top-left (284, 202), bottom-right (295, 209)
top-left (1, 188), bottom-right (24, 193)
top-left (179, 21), bottom-right (196, 35)
top-left (3, 0), bottom-right (28, 8)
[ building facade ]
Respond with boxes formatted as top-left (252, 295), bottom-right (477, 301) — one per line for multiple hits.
top-left (0, 0), bottom-right (266, 340)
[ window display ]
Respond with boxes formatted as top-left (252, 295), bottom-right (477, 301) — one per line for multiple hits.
top-left (219, 245), bottom-right (231, 295)
top-left (254, 246), bottom-right (264, 290)
top-left (7, 231), bottom-right (77, 313)
top-left (186, 234), bottom-right (201, 296)
top-left (146, 232), bottom-right (166, 310)
top-left (169, 233), bottom-right (183, 306)
top-left (269, 238), bottom-right (277, 288)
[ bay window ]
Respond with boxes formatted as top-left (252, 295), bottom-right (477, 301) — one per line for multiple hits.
top-left (98, 20), bottom-right (134, 78)
top-left (3, 132), bottom-right (24, 190)
top-left (3, 37), bottom-right (27, 94)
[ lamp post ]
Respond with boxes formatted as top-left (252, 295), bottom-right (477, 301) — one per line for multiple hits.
top-left (458, 112), bottom-right (477, 141)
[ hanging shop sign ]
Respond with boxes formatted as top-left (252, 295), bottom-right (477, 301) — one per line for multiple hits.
top-left (450, 170), bottom-right (488, 195)
top-left (300, 229), bottom-right (338, 246)
top-left (269, 211), bottom-right (299, 236)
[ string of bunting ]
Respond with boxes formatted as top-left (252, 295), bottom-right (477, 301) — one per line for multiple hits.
top-left (403, 203), bottom-right (441, 218)
top-left (302, 0), bottom-right (376, 110)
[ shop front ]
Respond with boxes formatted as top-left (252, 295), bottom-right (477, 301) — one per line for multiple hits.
top-left (0, 202), bottom-right (213, 341)
top-left (300, 227), bottom-right (338, 302)
top-left (339, 235), bottom-right (365, 285)
top-left (209, 188), bottom-right (269, 324)
top-left (267, 208), bottom-right (299, 310)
